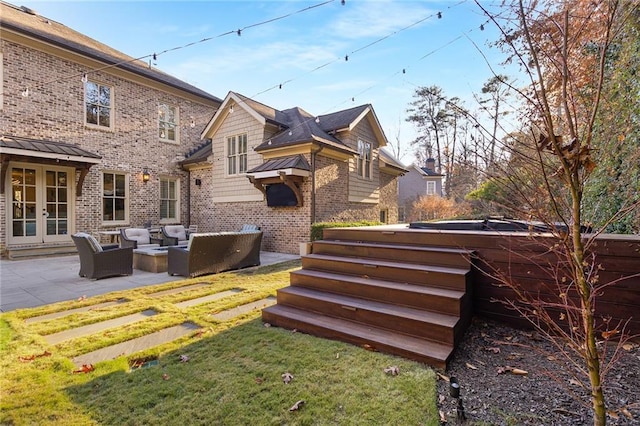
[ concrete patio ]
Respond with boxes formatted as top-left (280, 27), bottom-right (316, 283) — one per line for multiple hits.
top-left (0, 251), bottom-right (299, 312)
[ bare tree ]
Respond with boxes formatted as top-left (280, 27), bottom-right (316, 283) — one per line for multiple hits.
top-left (473, 1), bottom-right (639, 424)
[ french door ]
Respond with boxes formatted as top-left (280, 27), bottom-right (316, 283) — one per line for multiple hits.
top-left (8, 163), bottom-right (74, 244)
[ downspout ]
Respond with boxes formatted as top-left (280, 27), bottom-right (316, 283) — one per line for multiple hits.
top-left (310, 145), bottom-right (324, 225)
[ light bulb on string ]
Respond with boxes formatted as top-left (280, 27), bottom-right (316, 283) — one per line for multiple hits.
top-left (437, 12), bottom-right (442, 19)
top-left (315, 117), bottom-right (320, 123)
top-left (345, 55), bottom-right (349, 61)
top-left (480, 24), bottom-right (484, 31)
top-left (81, 73), bottom-right (88, 83)
top-left (21, 88), bottom-right (29, 98)
top-left (237, 29), bottom-right (242, 36)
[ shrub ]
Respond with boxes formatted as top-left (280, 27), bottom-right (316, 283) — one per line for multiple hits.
top-left (310, 221), bottom-right (382, 241)
top-left (408, 195), bottom-right (471, 222)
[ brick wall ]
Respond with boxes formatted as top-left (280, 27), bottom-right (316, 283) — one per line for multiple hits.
top-left (1, 39), bottom-right (219, 250)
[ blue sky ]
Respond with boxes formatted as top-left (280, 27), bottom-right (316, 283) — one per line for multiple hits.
top-left (19, 0), bottom-right (519, 164)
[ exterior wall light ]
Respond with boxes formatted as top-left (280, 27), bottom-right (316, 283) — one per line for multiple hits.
top-left (143, 169), bottom-right (150, 183)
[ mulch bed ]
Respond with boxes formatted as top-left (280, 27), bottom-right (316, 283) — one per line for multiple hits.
top-left (437, 317), bottom-right (640, 425)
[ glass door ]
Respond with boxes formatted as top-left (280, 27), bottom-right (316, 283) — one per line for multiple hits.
top-left (9, 164), bottom-right (73, 244)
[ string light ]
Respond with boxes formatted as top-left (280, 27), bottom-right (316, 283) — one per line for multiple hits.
top-left (21, 88), bottom-right (29, 98)
top-left (345, 55), bottom-right (349, 61)
top-left (237, 29), bottom-right (242, 36)
top-left (81, 73), bottom-right (88, 83)
top-left (5, 0), bottom-right (338, 98)
top-left (437, 11), bottom-right (442, 19)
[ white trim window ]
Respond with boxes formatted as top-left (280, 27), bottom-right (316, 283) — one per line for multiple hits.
top-left (85, 81), bottom-right (112, 128)
top-left (102, 172), bottom-right (128, 223)
top-left (158, 104), bottom-right (179, 142)
top-left (357, 139), bottom-right (372, 179)
top-left (426, 181), bottom-right (436, 196)
top-left (160, 177), bottom-right (180, 222)
top-left (227, 134), bottom-right (248, 175)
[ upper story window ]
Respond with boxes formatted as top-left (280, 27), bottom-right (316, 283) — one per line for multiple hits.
top-left (160, 177), bottom-right (180, 222)
top-left (102, 171), bottom-right (128, 224)
top-left (426, 181), bottom-right (436, 196)
top-left (357, 139), bottom-right (372, 179)
top-left (85, 81), bottom-right (112, 128)
top-left (227, 134), bottom-right (248, 175)
top-left (158, 104), bottom-right (178, 142)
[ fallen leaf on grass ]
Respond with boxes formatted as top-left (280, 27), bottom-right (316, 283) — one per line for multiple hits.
top-left (263, 322), bottom-right (272, 328)
top-left (162, 373), bottom-right (170, 381)
top-left (465, 362), bottom-right (478, 370)
top-left (18, 350), bottom-right (51, 362)
top-left (77, 295), bottom-right (86, 301)
top-left (622, 343), bottom-right (637, 351)
top-left (73, 364), bottom-right (95, 374)
top-left (362, 344), bottom-right (376, 352)
top-left (439, 410), bottom-right (447, 423)
top-left (282, 372), bottom-right (294, 384)
top-left (289, 400), bottom-right (305, 411)
top-left (255, 377), bottom-right (264, 384)
top-left (383, 366), bottom-right (399, 376)
top-left (179, 354), bottom-right (190, 363)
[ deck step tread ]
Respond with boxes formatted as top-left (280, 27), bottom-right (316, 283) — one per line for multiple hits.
top-left (262, 304), bottom-right (452, 362)
top-left (278, 286), bottom-right (459, 327)
top-left (316, 240), bottom-right (474, 256)
top-left (291, 269), bottom-right (465, 300)
top-left (304, 253), bottom-right (470, 275)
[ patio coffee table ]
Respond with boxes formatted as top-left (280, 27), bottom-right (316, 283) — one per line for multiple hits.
top-left (133, 246), bottom-right (186, 273)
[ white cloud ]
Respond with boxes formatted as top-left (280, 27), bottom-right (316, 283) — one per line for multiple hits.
top-left (328, 0), bottom-right (435, 40)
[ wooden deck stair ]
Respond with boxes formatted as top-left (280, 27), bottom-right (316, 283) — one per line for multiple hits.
top-left (262, 229), bottom-right (475, 369)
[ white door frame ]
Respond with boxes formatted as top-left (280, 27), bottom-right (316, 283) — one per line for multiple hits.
top-left (6, 161), bottom-right (75, 245)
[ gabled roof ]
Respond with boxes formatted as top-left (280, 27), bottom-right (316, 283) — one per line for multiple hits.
top-left (0, 1), bottom-right (221, 104)
top-left (257, 107), bottom-right (354, 154)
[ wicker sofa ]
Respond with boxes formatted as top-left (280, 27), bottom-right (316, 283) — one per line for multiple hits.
top-left (167, 231), bottom-right (262, 278)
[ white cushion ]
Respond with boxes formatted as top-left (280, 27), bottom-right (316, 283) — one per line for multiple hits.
top-left (75, 232), bottom-right (103, 253)
top-left (125, 228), bottom-right (151, 244)
top-left (164, 225), bottom-right (187, 241)
top-left (187, 232), bottom-right (219, 250)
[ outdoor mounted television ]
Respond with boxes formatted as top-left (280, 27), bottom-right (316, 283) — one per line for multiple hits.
top-left (265, 183), bottom-right (298, 207)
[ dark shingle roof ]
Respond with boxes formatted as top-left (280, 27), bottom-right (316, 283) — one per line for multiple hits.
top-left (233, 93), bottom-right (289, 127)
top-left (0, 1), bottom-right (222, 103)
top-left (317, 104), bottom-right (370, 133)
top-left (0, 135), bottom-right (101, 159)
top-left (254, 107), bottom-right (355, 155)
top-left (180, 140), bottom-right (212, 165)
top-left (420, 167), bottom-right (444, 177)
top-left (247, 155), bottom-right (310, 174)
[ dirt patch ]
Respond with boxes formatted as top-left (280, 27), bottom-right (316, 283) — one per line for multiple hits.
top-left (437, 318), bottom-right (640, 425)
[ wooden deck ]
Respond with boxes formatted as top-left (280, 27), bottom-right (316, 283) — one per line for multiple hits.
top-left (262, 225), bottom-right (640, 369)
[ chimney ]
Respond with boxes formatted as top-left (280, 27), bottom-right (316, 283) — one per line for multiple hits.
top-left (425, 158), bottom-right (436, 172)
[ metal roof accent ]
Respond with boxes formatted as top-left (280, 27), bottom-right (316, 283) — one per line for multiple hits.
top-left (0, 134), bottom-right (101, 162)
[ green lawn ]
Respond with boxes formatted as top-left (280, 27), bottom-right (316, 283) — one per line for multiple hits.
top-left (0, 260), bottom-right (439, 425)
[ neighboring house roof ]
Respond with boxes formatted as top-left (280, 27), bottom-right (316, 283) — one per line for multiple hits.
top-left (0, 135), bottom-right (101, 163)
top-left (417, 165), bottom-right (445, 177)
top-left (378, 149), bottom-right (409, 175)
top-left (0, 1), bottom-right (222, 104)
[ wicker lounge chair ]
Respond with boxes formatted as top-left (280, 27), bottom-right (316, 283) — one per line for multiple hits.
top-left (167, 231), bottom-right (262, 278)
top-left (72, 233), bottom-right (133, 279)
top-left (161, 225), bottom-right (191, 246)
top-left (120, 228), bottom-right (163, 249)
